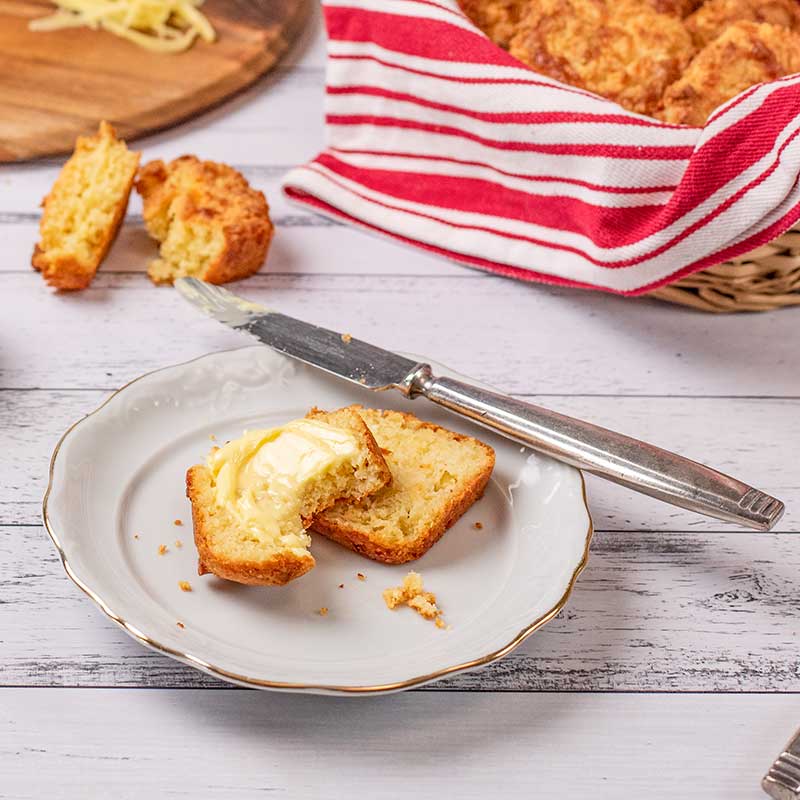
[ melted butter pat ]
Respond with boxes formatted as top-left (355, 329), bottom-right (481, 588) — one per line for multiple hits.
top-left (208, 419), bottom-right (358, 542)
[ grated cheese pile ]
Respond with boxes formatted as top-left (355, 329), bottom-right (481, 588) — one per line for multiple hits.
top-left (29, 0), bottom-right (216, 53)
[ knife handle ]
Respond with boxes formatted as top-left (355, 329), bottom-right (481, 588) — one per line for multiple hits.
top-left (410, 367), bottom-right (784, 531)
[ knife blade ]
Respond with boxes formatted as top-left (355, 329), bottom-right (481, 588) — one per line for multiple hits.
top-left (175, 277), bottom-right (785, 531)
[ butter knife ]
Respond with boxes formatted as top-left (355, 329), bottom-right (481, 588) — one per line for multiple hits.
top-left (175, 277), bottom-right (784, 531)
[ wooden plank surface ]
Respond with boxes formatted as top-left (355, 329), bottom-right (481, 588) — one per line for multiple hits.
top-left (4, 12), bottom-right (800, 798)
top-left (0, 0), bottom-right (310, 161)
top-left (3, 524), bottom-right (800, 691)
top-left (2, 689), bottom-right (799, 799)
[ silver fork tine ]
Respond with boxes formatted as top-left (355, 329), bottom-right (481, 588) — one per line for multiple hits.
top-left (763, 728), bottom-right (800, 800)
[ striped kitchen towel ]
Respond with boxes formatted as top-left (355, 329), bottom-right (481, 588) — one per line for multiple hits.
top-left (282, 0), bottom-right (800, 295)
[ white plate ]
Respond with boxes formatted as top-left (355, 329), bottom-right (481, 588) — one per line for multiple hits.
top-left (44, 346), bottom-right (593, 695)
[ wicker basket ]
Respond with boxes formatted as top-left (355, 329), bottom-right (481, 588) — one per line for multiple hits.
top-left (648, 226), bottom-right (800, 312)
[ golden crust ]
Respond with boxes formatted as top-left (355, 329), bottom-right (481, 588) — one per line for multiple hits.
top-left (459, 0), bottom-right (528, 48)
top-left (186, 408), bottom-right (390, 586)
top-left (135, 155), bottom-right (274, 285)
top-left (646, 0), bottom-right (703, 17)
top-left (659, 21), bottom-right (800, 125)
top-left (508, 0), bottom-right (695, 116)
top-left (311, 408), bottom-right (495, 564)
top-left (187, 465), bottom-right (315, 586)
top-left (33, 121), bottom-right (139, 291)
top-left (686, 0), bottom-right (800, 47)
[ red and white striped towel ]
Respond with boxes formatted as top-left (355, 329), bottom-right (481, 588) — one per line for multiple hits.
top-left (282, 0), bottom-right (800, 295)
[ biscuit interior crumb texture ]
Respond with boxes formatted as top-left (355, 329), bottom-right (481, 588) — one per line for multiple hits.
top-left (33, 121), bottom-right (139, 290)
top-left (135, 155), bottom-right (274, 286)
top-left (383, 572), bottom-right (445, 625)
top-left (186, 408), bottom-right (391, 586)
top-left (312, 407), bottom-right (495, 563)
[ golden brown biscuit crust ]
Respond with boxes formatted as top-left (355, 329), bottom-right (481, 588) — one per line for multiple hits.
top-left (659, 20), bottom-right (800, 125)
top-left (136, 156), bottom-right (274, 285)
top-left (686, 0), bottom-right (800, 47)
top-left (311, 408), bottom-right (495, 564)
top-left (33, 121), bottom-right (138, 291)
top-left (508, 0), bottom-right (695, 116)
top-left (187, 465), bottom-right (316, 586)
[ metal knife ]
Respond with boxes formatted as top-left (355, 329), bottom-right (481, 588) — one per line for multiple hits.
top-left (175, 277), bottom-right (785, 532)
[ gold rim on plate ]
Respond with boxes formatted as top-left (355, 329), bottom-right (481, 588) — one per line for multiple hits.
top-left (42, 348), bottom-right (595, 695)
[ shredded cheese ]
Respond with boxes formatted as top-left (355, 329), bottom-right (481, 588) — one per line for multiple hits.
top-left (29, 0), bottom-right (216, 53)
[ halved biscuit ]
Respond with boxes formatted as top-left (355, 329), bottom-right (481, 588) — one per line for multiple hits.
top-left (310, 407), bottom-right (495, 564)
top-left (32, 121), bottom-right (139, 290)
top-left (187, 408), bottom-right (391, 585)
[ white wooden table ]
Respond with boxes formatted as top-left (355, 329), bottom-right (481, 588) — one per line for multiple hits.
top-left (4, 9), bottom-right (800, 797)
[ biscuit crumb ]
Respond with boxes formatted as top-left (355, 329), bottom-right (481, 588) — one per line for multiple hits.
top-left (338, 583), bottom-right (344, 589)
top-left (357, 572), bottom-right (366, 581)
top-left (474, 521), bottom-right (483, 530)
top-left (133, 534), bottom-right (140, 540)
top-left (318, 607), bottom-right (329, 617)
top-left (176, 621), bottom-right (185, 629)
top-left (383, 571), bottom-right (447, 628)
top-left (158, 544), bottom-right (168, 555)
top-left (175, 539), bottom-right (183, 548)
top-left (178, 581), bottom-right (192, 592)
top-left (209, 434), bottom-right (217, 441)
top-left (341, 333), bottom-right (352, 343)
top-left (358, 377), bottom-right (366, 385)
top-left (174, 519), bottom-right (183, 526)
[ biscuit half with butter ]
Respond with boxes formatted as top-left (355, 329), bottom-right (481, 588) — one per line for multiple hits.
top-left (186, 408), bottom-right (391, 586)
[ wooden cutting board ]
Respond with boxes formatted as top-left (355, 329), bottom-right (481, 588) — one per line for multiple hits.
top-left (0, 0), bottom-right (309, 162)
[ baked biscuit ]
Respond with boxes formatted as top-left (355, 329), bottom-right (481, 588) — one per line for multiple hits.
top-left (311, 407), bottom-right (495, 564)
top-left (136, 156), bottom-right (273, 285)
top-left (686, 0), bottom-right (800, 47)
top-left (187, 408), bottom-right (391, 586)
top-left (459, 0), bottom-right (528, 48)
top-left (32, 121), bottom-right (139, 290)
top-left (508, 0), bottom-right (695, 116)
top-left (659, 21), bottom-right (800, 125)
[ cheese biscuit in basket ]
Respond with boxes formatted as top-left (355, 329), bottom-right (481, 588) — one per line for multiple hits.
top-left (508, 0), bottom-right (694, 117)
top-left (186, 408), bottom-right (391, 586)
top-left (310, 407), bottom-right (495, 564)
top-left (659, 21), bottom-right (800, 125)
top-left (136, 156), bottom-right (273, 286)
top-left (685, 0), bottom-right (800, 48)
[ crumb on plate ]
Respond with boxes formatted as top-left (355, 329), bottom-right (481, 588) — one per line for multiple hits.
top-left (318, 607), bottom-right (329, 617)
top-left (175, 539), bottom-right (183, 548)
top-left (174, 519), bottom-right (183, 526)
top-left (383, 571), bottom-right (447, 628)
top-left (357, 572), bottom-right (366, 581)
top-left (341, 332), bottom-right (352, 343)
top-left (179, 580), bottom-right (192, 592)
top-left (158, 544), bottom-right (168, 555)
top-left (176, 621), bottom-right (185, 629)
top-left (474, 521), bottom-right (484, 530)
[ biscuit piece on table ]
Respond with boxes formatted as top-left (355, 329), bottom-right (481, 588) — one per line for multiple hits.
top-left (508, 0), bottom-right (695, 117)
top-left (32, 121), bottom-right (139, 291)
top-left (136, 156), bottom-right (273, 286)
top-left (659, 21), bottom-right (800, 125)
